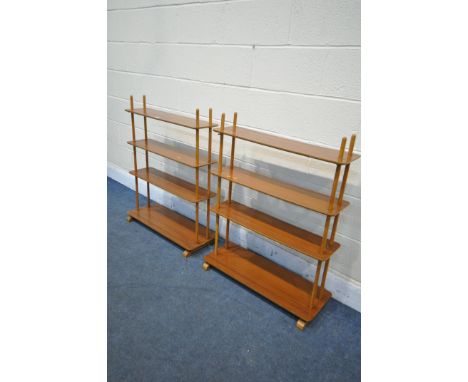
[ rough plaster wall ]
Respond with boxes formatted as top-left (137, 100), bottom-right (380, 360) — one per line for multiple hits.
top-left (107, 0), bottom-right (361, 284)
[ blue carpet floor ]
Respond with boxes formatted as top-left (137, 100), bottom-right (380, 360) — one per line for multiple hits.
top-left (108, 177), bottom-right (361, 381)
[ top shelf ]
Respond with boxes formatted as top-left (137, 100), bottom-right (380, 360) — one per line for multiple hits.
top-left (126, 107), bottom-right (217, 129)
top-left (214, 126), bottom-right (360, 164)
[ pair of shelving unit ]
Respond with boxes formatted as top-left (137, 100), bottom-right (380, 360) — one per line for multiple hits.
top-left (125, 96), bottom-right (360, 330)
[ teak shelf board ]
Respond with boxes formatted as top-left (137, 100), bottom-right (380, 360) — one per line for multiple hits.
top-left (125, 107), bottom-right (217, 129)
top-left (204, 246), bottom-right (332, 321)
top-left (212, 166), bottom-right (349, 216)
top-left (214, 126), bottom-right (360, 164)
top-left (130, 167), bottom-right (215, 203)
top-left (128, 139), bottom-right (216, 168)
top-left (128, 205), bottom-right (214, 251)
top-left (212, 201), bottom-right (339, 261)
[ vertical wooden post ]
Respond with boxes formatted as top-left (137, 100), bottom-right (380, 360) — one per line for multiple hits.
top-left (337, 134), bottom-right (356, 206)
top-left (195, 109), bottom-right (200, 243)
top-left (317, 214), bottom-right (331, 307)
top-left (320, 137), bottom-right (346, 260)
top-left (317, 138), bottom-right (347, 305)
top-left (225, 112), bottom-right (237, 248)
top-left (329, 217), bottom-right (340, 247)
top-left (130, 96), bottom-right (139, 209)
top-left (205, 108), bottom-right (213, 239)
top-left (329, 134), bottom-right (357, 246)
top-left (143, 95), bottom-right (150, 208)
top-left (320, 216), bottom-right (331, 255)
top-left (320, 135), bottom-right (357, 299)
top-left (310, 260), bottom-right (323, 309)
top-left (328, 137), bottom-right (347, 211)
top-left (214, 113), bottom-right (225, 255)
top-left (318, 259), bottom-right (330, 299)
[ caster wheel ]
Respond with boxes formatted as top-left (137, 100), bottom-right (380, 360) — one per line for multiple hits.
top-left (127, 216), bottom-right (133, 223)
top-left (296, 320), bottom-right (306, 331)
top-left (182, 250), bottom-right (191, 258)
top-left (202, 262), bottom-right (210, 271)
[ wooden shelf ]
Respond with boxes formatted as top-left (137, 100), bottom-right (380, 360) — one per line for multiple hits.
top-left (204, 245), bottom-right (331, 321)
top-left (128, 204), bottom-right (214, 251)
top-left (126, 97), bottom-right (215, 257)
top-left (212, 166), bottom-right (349, 216)
top-left (214, 126), bottom-right (360, 164)
top-left (207, 113), bottom-right (359, 327)
top-left (128, 139), bottom-right (216, 168)
top-left (130, 167), bottom-right (215, 203)
top-left (212, 201), bottom-right (339, 261)
top-left (126, 107), bottom-right (217, 129)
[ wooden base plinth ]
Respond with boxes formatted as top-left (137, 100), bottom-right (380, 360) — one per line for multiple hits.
top-left (204, 245), bottom-right (331, 325)
top-left (128, 204), bottom-right (214, 255)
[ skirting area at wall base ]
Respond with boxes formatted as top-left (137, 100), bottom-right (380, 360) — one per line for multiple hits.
top-left (107, 162), bottom-right (361, 312)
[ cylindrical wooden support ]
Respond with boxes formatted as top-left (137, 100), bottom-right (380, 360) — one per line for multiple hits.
top-left (130, 96), bottom-right (139, 209)
top-left (214, 215), bottom-right (220, 255)
top-left (321, 135), bottom-right (357, 299)
top-left (227, 112), bottom-right (238, 198)
top-left (310, 260), bottom-right (323, 308)
top-left (320, 216), bottom-right (331, 254)
top-left (328, 137), bottom-right (346, 210)
top-left (329, 215), bottom-right (340, 246)
top-left (143, 95), bottom-right (150, 207)
top-left (329, 134), bottom-right (357, 246)
top-left (225, 112), bottom-right (238, 248)
top-left (214, 114), bottom-right (225, 255)
top-left (195, 109), bottom-right (200, 243)
top-left (205, 108), bottom-right (213, 239)
top-left (337, 134), bottom-right (356, 206)
top-left (216, 114), bottom-right (225, 207)
top-left (319, 259), bottom-right (330, 299)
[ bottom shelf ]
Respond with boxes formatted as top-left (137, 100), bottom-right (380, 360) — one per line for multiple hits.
top-left (128, 204), bottom-right (214, 252)
top-left (204, 245), bottom-right (331, 322)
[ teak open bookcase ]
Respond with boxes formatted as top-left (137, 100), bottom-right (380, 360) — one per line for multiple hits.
top-left (126, 96), bottom-right (217, 257)
top-left (203, 113), bottom-right (360, 330)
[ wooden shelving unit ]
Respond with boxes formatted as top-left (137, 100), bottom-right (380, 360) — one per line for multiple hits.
top-left (126, 96), bottom-right (217, 257)
top-left (203, 113), bottom-right (360, 330)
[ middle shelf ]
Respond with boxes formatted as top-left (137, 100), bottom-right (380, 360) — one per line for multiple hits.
top-left (130, 167), bottom-right (215, 203)
top-left (128, 138), bottom-right (216, 168)
top-left (211, 166), bottom-right (349, 216)
top-left (211, 201), bottom-right (340, 261)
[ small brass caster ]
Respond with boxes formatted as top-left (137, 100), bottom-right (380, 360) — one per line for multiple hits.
top-left (182, 250), bottom-right (191, 258)
top-left (296, 320), bottom-right (306, 331)
top-left (127, 216), bottom-right (133, 223)
top-left (202, 262), bottom-right (210, 271)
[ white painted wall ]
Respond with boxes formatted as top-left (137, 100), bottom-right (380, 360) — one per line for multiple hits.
top-left (107, 0), bottom-right (361, 308)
